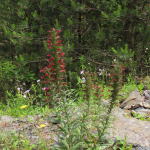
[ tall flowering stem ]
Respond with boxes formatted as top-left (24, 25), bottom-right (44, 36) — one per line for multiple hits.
top-left (40, 28), bottom-right (65, 107)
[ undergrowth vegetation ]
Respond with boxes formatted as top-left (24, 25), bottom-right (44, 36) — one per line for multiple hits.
top-left (0, 28), bottom-right (150, 149)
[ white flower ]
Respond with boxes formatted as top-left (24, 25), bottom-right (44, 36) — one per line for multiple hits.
top-left (17, 88), bottom-right (20, 91)
top-left (42, 87), bottom-right (46, 91)
top-left (114, 59), bottom-right (116, 61)
top-left (24, 89), bottom-right (30, 94)
top-left (82, 77), bottom-right (85, 83)
top-left (99, 69), bottom-right (101, 72)
top-left (99, 72), bottom-right (102, 76)
top-left (146, 48), bottom-right (148, 50)
top-left (37, 79), bottom-right (40, 83)
top-left (23, 95), bottom-right (26, 98)
top-left (80, 70), bottom-right (84, 74)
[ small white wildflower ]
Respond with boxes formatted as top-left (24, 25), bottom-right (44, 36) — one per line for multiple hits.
top-left (42, 87), bottom-right (46, 91)
top-left (17, 88), bottom-right (20, 91)
top-left (114, 59), bottom-right (116, 61)
top-left (24, 89), bottom-right (30, 94)
top-left (146, 48), bottom-right (148, 50)
top-left (80, 70), bottom-right (84, 74)
top-left (108, 73), bottom-right (110, 76)
top-left (99, 69), bottom-right (101, 72)
top-left (37, 79), bottom-right (40, 83)
top-left (23, 95), bottom-right (26, 98)
top-left (99, 72), bottom-right (102, 76)
top-left (82, 77), bottom-right (85, 83)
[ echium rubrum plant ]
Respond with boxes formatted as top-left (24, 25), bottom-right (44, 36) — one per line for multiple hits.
top-left (40, 28), bottom-right (65, 108)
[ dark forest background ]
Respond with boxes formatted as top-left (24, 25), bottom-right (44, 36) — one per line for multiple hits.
top-left (0, 0), bottom-right (150, 102)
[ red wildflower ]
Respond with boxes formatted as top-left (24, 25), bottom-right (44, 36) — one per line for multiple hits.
top-left (58, 40), bottom-right (61, 43)
top-left (57, 48), bottom-right (61, 51)
top-left (47, 65), bottom-right (51, 68)
top-left (41, 76), bottom-right (45, 79)
top-left (47, 99), bottom-right (50, 102)
top-left (62, 83), bottom-right (66, 85)
top-left (47, 54), bottom-right (51, 57)
top-left (55, 44), bottom-right (57, 46)
top-left (47, 40), bottom-right (51, 43)
top-left (46, 87), bottom-right (50, 90)
top-left (43, 81), bottom-right (48, 84)
top-left (110, 75), bottom-right (113, 77)
top-left (57, 30), bottom-right (61, 33)
top-left (45, 73), bottom-right (48, 76)
top-left (40, 70), bottom-right (44, 72)
top-left (113, 79), bottom-right (115, 81)
top-left (122, 66), bottom-right (125, 68)
top-left (46, 93), bottom-right (50, 96)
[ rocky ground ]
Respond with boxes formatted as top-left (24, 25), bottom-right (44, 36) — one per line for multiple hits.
top-left (0, 90), bottom-right (150, 149)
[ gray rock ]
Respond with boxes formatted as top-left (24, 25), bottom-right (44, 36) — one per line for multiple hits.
top-left (105, 108), bottom-right (150, 147)
top-left (120, 91), bottom-right (144, 109)
top-left (0, 115), bottom-right (15, 123)
top-left (143, 91), bottom-right (150, 99)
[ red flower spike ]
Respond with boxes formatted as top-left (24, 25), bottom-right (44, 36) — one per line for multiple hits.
top-left (56, 36), bottom-right (60, 38)
top-left (43, 81), bottom-right (48, 84)
top-left (48, 59), bottom-right (51, 63)
top-left (61, 53), bottom-right (65, 56)
top-left (62, 83), bottom-right (66, 85)
top-left (58, 61), bottom-right (60, 63)
top-left (47, 99), bottom-right (50, 102)
top-left (45, 73), bottom-right (48, 76)
top-left (113, 79), bottom-right (115, 81)
top-left (57, 30), bottom-right (61, 33)
top-left (47, 54), bottom-right (51, 57)
top-left (43, 68), bottom-right (46, 70)
top-left (110, 75), bottom-right (113, 77)
top-left (50, 75), bottom-right (53, 78)
top-left (46, 87), bottom-right (50, 90)
top-left (55, 44), bottom-right (57, 46)
top-left (122, 66), bottom-right (125, 68)
top-left (46, 93), bottom-right (50, 96)
top-left (52, 57), bottom-right (54, 60)
top-left (48, 46), bottom-right (51, 49)
top-left (51, 69), bottom-right (55, 72)
top-left (40, 70), bottom-right (44, 72)
top-left (47, 65), bottom-right (51, 68)
top-left (58, 40), bottom-right (61, 43)
top-left (51, 63), bottom-right (54, 65)
top-left (47, 40), bottom-right (51, 43)
top-left (57, 48), bottom-right (61, 51)
top-left (41, 76), bottom-right (45, 79)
